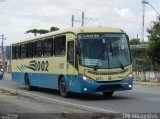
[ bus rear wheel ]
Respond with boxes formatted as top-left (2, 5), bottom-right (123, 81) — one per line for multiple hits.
top-left (25, 75), bottom-right (32, 91)
top-left (59, 77), bottom-right (68, 97)
top-left (103, 91), bottom-right (114, 97)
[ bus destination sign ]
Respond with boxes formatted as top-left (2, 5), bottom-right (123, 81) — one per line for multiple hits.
top-left (79, 34), bottom-right (102, 38)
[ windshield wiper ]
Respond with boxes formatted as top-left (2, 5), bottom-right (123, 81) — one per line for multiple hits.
top-left (94, 63), bottom-right (99, 71)
top-left (116, 56), bottom-right (124, 70)
top-left (109, 43), bottom-right (124, 70)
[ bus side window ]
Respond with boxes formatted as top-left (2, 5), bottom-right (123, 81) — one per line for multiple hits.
top-left (44, 38), bottom-right (53, 57)
top-left (20, 44), bottom-right (26, 59)
top-left (35, 40), bottom-right (43, 57)
top-left (27, 42), bottom-right (34, 58)
top-left (12, 46), bottom-right (15, 59)
top-left (54, 36), bottom-right (66, 56)
top-left (15, 45), bottom-right (20, 59)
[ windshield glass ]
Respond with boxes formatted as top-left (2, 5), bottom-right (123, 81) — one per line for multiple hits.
top-left (78, 33), bottom-right (131, 69)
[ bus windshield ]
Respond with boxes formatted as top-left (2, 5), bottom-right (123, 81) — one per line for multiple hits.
top-left (78, 33), bottom-right (131, 69)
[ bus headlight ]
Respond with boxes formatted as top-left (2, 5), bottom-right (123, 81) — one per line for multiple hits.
top-left (82, 75), bottom-right (94, 83)
top-left (124, 72), bottom-right (133, 80)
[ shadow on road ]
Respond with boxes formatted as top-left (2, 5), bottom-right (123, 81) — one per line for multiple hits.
top-left (18, 86), bottom-right (132, 101)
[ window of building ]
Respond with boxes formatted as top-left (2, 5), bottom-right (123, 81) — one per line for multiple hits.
top-left (54, 36), bottom-right (66, 56)
top-left (35, 40), bottom-right (43, 57)
top-left (44, 38), bottom-right (53, 57)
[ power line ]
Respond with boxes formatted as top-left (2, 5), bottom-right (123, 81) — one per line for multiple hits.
top-left (71, 11), bottom-right (98, 27)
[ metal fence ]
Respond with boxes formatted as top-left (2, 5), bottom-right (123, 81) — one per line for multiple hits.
top-left (133, 71), bottom-right (160, 83)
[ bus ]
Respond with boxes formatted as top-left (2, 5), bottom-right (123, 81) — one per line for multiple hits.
top-left (11, 26), bottom-right (133, 97)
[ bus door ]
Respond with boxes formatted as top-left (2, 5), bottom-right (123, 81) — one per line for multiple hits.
top-left (67, 40), bottom-right (79, 91)
top-left (67, 40), bottom-right (75, 74)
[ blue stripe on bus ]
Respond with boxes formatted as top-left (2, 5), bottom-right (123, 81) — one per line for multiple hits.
top-left (12, 72), bottom-right (133, 93)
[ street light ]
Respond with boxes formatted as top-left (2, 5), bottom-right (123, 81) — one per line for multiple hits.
top-left (141, 0), bottom-right (147, 42)
top-left (141, 0), bottom-right (160, 42)
top-left (142, 0), bottom-right (160, 17)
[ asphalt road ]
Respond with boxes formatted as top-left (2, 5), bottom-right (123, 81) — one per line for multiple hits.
top-left (0, 73), bottom-right (160, 113)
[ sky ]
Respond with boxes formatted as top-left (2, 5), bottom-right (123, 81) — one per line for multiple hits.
top-left (0, 0), bottom-right (160, 45)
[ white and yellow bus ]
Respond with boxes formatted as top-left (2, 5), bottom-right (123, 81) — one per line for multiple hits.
top-left (11, 26), bottom-right (133, 97)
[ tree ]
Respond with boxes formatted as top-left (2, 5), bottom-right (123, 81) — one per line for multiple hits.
top-left (26, 26), bottom-right (59, 36)
top-left (147, 17), bottom-right (160, 65)
top-left (129, 38), bottom-right (141, 45)
top-left (26, 29), bottom-right (39, 36)
top-left (50, 26), bottom-right (59, 31)
top-left (38, 29), bottom-right (49, 34)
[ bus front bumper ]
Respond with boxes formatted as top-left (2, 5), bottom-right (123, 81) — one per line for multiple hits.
top-left (79, 78), bottom-right (133, 94)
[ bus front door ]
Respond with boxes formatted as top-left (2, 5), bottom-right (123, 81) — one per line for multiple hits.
top-left (67, 40), bottom-right (78, 92)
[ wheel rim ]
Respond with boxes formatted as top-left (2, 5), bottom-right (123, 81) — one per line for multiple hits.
top-left (60, 78), bottom-right (66, 95)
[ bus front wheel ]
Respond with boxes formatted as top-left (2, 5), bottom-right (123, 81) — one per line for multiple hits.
top-left (59, 77), bottom-right (68, 97)
top-left (25, 75), bottom-right (32, 91)
top-left (103, 91), bottom-right (114, 97)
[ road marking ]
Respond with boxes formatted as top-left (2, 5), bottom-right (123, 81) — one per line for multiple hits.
top-left (0, 86), bottom-right (118, 113)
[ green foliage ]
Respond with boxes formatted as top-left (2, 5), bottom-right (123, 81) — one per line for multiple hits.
top-left (26, 26), bottom-right (59, 36)
top-left (129, 38), bottom-right (141, 45)
top-left (26, 29), bottom-right (39, 36)
top-left (50, 26), bottom-right (59, 31)
top-left (38, 29), bottom-right (49, 34)
top-left (147, 17), bottom-right (160, 66)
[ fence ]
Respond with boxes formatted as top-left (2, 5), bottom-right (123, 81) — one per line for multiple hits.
top-left (133, 71), bottom-right (160, 83)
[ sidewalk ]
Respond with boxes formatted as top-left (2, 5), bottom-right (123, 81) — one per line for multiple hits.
top-left (134, 81), bottom-right (160, 88)
top-left (0, 89), bottom-right (116, 119)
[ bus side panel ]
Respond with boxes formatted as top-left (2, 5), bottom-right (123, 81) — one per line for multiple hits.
top-left (12, 72), bottom-right (25, 85)
top-left (12, 72), bottom-right (60, 90)
top-left (28, 73), bottom-right (59, 90)
top-left (67, 74), bottom-right (82, 93)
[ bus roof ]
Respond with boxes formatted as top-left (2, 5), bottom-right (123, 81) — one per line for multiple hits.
top-left (12, 26), bottom-right (125, 45)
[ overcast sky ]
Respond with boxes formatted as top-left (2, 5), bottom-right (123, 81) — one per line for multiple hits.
top-left (0, 0), bottom-right (159, 45)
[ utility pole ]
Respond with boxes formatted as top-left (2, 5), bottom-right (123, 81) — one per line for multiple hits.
top-left (82, 11), bottom-right (84, 26)
top-left (0, 35), bottom-right (6, 54)
top-left (0, 35), bottom-right (6, 69)
top-left (71, 15), bottom-right (74, 27)
top-left (141, 0), bottom-right (146, 42)
top-left (141, 0), bottom-right (160, 42)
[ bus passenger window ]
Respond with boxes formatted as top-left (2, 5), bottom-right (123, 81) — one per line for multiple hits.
top-left (35, 40), bottom-right (43, 57)
top-left (54, 36), bottom-right (66, 56)
top-left (15, 45), bottom-right (20, 59)
top-left (20, 44), bottom-right (26, 58)
top-left (27, 42), bottom-right (34, 58)
top-left (12, 46), bottom-right (15, 59)
top-left (44, 38), bottom-right (53, 57)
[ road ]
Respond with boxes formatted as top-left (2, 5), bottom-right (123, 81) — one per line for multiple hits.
top-left (0, 73), bottom-right (160, 113)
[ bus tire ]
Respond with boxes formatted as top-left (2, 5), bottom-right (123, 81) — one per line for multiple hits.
top-left (59, 77), bottom-right (68, 97)
top-left (103, 91), bottom-right (114, 97)
top-left (24, 75), bottom-right (32, 91)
